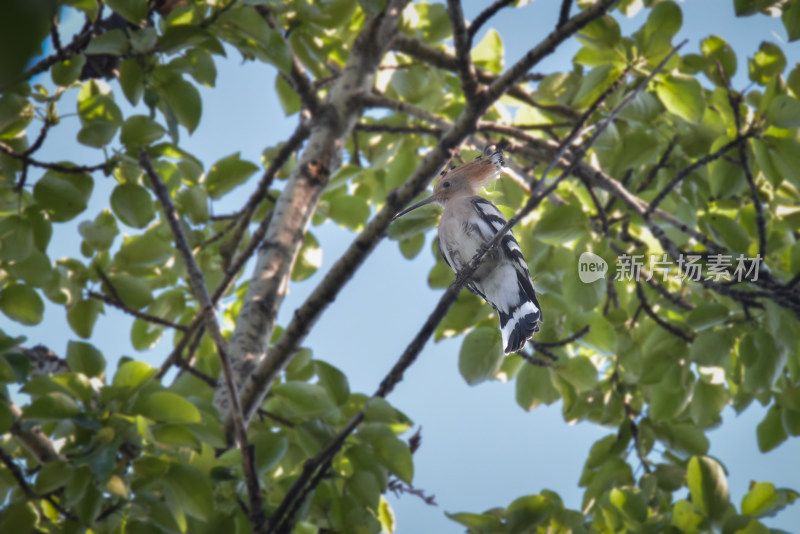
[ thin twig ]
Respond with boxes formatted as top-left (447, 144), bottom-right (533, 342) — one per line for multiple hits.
top-left (645, 132), bottom-right (756, 217)
top-left (447, 0), bottom-right (480, 103)
top-left (87, 291), bottom-right (188, 331)
top-left (0, 447), bottom-right (78, 521)
top-left (726, 89), bottom-right (766, 258)
top-left (468, 0), bottom-right (514, 41)
top-left (636, 134), bottom-right (678, 193)
top-left (634, 281), bottom-right (694, 343)
top-left (535, 325), bottom-right (590, 348)
top-left (140, 148), bottom-right (266, 530)
top-left (557, 0), bottom-right (574, 28)
top-left (0, 141), bottom-right (111, 175)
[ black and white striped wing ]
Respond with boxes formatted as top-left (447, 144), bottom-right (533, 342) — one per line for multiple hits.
top-left (470, 197), bottom-right (542, 353)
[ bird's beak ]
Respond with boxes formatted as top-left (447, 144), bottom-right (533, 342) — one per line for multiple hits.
top-left (392, 195), bottom-right (438, 221)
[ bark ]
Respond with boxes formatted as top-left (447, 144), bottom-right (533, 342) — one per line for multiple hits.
top-left (214, 0), bottom-right (411, 417)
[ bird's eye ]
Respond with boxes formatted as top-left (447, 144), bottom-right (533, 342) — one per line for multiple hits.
top-left (443, 181), bottom-right (451, 188)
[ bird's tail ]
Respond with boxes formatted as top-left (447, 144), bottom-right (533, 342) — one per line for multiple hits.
top-left (498, 298), bottom-right (541, 355)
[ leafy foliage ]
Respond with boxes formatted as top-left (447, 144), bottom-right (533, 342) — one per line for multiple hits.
top-left (0, 0), bottom-right (799, 533)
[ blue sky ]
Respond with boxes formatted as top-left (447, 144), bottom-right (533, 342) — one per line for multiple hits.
top-left (6, 0), bottom-right (800, 531)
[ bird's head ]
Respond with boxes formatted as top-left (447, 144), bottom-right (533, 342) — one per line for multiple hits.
top-left (392, 146), bottom-right (505, 220)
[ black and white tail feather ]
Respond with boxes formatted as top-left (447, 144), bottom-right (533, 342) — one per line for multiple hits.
top-left (439, 197), bottom-right (542, 355)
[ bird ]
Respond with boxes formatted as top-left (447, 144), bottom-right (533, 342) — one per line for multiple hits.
top-left (393, 146), bottom-right (542, 354)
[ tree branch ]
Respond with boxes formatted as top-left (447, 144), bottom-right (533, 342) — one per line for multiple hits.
top-left (446, 0), bottom-right (481, 103)
top-left (557, 0), bottom-right (574, 29)
top-left (468, 0), bottom-right (514, 41)
top-left (644, 132), bottom-right (756, 218)
top-left (635, 281), bottom-right (694, 343)
top-left (484, 0), bottom-right (618, 104)
top-left (140, 148), bottom-right (266, 530)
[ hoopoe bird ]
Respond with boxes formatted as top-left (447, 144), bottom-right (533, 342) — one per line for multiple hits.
top-left (393, 146), bottom-right (542, 354)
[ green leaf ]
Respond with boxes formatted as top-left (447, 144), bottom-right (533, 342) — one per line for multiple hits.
top-left (535, 204), bottom-right (587, 244)
top-left (687, 303), bottom-right (730, 331)
top-left (116, 232), bottom-right (174, 267)
top-left (164, 463), bottom-right (214, 520)
top-left (574, 312), bottom-right (616, 356)
top-left (446, 512), bottom-right (503, 532)
top-left (471, 29), bottom-right (504, 74)
top-left (700, 35), bottom-right (737, 86)
top-left (120, 58), bottom-right (144, 105)
top-left (133, 391), bottom-right (202, 423)
top-left (516, 363), bottom-right (559, 411)
top-left (707, 214), bottom-right (750, 253)
top-left (671, 500), bottom-right (704, 533)
top-left (0, 215), bottom-right (34, 263)
top-left (273, 381), bottom-right (337, 418)
top-left (757, 405), bottom-right (788, 452)
top-left (610, 487), bottom-right (647, 523)
top-left (690, 380), bottom-right (729, 427)
top-left (52, 54), bottom-right (87, 86)
top-left (572, 65), bottom-right (622, 109)
top-left (656, 74), bottom-right (705, 123)
top-left (766, 94), bottom-right (800, 128)
top-left (364, 398), bottom-right (397, 423)
top-left (67, 298), bottom-right (103, 339)
top-left (643, 1), bottom-right (682, 39)
top-left (398, 233), bottom-right (425, 260)
top-left (689, 329), bottom-right (734, 366)
top-left (112, 360), bottom-right (156, 390)
top-left (105, 0), bottom-right (147, 24)
top-left (159, 75), bottom-right (202, 133)
top-left (0, 502), bottom-right (38, 533)
top-left (0, 93), bottom-right (33, 139)
top-left (176, 186), bottom-right (209, 224)
top-left (252, 431), bottom-right (288, 473)
top-left (749, 41), bottom-right (786, 85)
top-left (348, 471), bottom-right (381, 511)
top-left (290, 230), bottom-right (322, 282)
top-left (77, 87), bottom-right (123, 148)
top-left (35, 461), bottom-right (74, 494)
top-left (105, 274), bottom-right (153, 309)
top-left (204, 152), bottom-right (259, 200)
top-left (314, 360), bottom-right (350, 406)
top-left (329, 195), bottom-right (371, 231)
top-left (374, 430), bottom-right (414, 484)
top-left (66, 340), bottom-right (106, 377)
top-left (458, 326), bottom-right (504, 386)
top-left (577, 15), bottom-right (621, 50)
top-left (275, 74), bottom-right (300, 116)
top-left (22, 392), bottom-right (81, 420)
top-left (783, 1), bottom-right (800, 41)
top-left (506, 494), bottom-right (553, 532)
top-left (111, 183), bottom-right (156, 229)
top-left (33, 170), bottom-right (94, 222)
top-left (120, 115), bottom-right (166, 148)
top-left (219, 6), bottom-right (291, 74)
top-left (85, 29), bottom-right (128, 55)
top-left (0, 283), bottom-right (43, 325)
top-left (0, 402), bottom-right (12, 433)
top-left (79, 210), bottom-right (119, 251)
top-left (378, 498), bottom-right (396, 534)
top-left (742, 482), bottom-right (780, 517)
top-left (687, 456), bottom-right (730, 520)
top-left (734, 0), bottom-right (774, 16)
top-left (557, 356), bottom-right (598, 392)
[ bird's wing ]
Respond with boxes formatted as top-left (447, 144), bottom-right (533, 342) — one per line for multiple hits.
top-left (438, 236), bottom-right (486, 299)
top-left (470, 197), bottom-right (542, 317)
